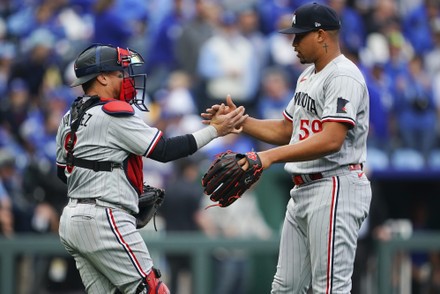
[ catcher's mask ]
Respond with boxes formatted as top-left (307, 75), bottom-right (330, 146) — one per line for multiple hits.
top-left (71, 44), bottom-right (149, 111)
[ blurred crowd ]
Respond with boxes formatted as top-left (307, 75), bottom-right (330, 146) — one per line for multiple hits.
top-left (0, 0), bottom-right (440, 293)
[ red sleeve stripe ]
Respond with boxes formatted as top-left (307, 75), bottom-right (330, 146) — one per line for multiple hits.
top-left (321, 116), bottom-right (355, 126)
top-left (144, 130), bottom-right (163, 157)
top-left (106, 208), bottom-right (148, 279)
top-left (283, 110), bottom-right (293, 122)
top-left (326, 176), bottom-right (340, 294)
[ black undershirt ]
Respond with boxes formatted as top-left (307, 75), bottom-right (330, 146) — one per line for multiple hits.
top-left (147, 134), bottom-right (198, 162)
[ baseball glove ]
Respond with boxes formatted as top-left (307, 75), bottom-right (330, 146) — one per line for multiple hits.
top-left (201, 150), bottom-right (263, 207)
top-left (136, 184), bottom-right (165, 229)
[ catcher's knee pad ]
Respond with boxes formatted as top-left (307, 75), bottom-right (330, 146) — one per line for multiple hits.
top-left (143, 267), bottom-right (170, 294)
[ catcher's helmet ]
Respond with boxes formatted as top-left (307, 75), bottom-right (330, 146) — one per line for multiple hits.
top-left (71, 44), bottom-right (149, 111)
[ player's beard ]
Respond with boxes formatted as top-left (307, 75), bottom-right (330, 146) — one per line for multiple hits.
top-left (296, 52), bottom-right (308, 64)
top-left (296, 52), bottom-right (313, 64)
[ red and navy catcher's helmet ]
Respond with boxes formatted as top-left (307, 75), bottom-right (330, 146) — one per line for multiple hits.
top-left (70, 44), bottom-right (149, 111)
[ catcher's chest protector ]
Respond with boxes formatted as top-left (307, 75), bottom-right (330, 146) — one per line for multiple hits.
top-left (66, 96), bottom-right (143, 194)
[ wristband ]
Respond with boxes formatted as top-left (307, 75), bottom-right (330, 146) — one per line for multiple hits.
top-left (192, 125), bottom-right (218, 149)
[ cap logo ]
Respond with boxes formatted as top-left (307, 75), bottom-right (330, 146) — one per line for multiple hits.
top-left (292, 14), bottom-right (296, 25)
top-left (315, 22), bottom-right (321, 27)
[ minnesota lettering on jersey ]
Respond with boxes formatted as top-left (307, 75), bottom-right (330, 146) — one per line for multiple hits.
top-left (294, 92), bottom-right (318, 115)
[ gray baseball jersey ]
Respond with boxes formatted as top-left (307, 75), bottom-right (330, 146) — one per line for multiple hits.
top-left (56, 102), bottom-right (162, 213)
top-left (271, 55), bottom-right (372, 293)
top-left (56, 100), bottom-right (162, 293)
top-left (283, 54), bottom-right (369, 174)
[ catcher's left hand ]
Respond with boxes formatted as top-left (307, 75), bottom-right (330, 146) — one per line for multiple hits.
top-left (136, 184), bottom-right (165, 229)
top-left (201, 150), bottom-right (263, 207)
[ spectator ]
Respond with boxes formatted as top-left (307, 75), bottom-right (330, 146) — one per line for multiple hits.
top-left (197, 10), bottom-right (259, 114)
top-left (0, 43), bottom-right (16, 100)
top-left (363, 0), bottom-right (401, 35)
top-left (146, 0), bottom-right (189, 96)
top-left (402, 0), bottom-right (439, 56)
top-left (0, 78), bottom-right (32, 153)
top-left (266, 13), bottom-right (307, 83)
top-left (160, 156), bottom-right (206, 294)
top-left (257, 0), bottom-right (296, 35)
top-left (92, 0), bottom-right (134, 48)
top-left (425, 18), bottom-right (440, 77)
top-left (175, 0), bottom-right (220, 78)
top-left (257, 66), bottom-right (294, 120)
top-left (8, 28), bottom-right (61, 107)
top-left (382, 28), bottom-right (413, 89)
top-left (237, 5), bottom-right (270, 97)
top-left (256, 66), bottom-right (294, 150)
top-left (154, 70), bottom-right (199, 136)
top-left (174, 0), bottom-right (221, 113)
top-left (328, 0), bottom-right (366, 54)
top-left (7, 0), bottom-right (68, 40)
top-left (0, 179), bottom-right (13, 237)
top-left (364, 61), bottom-right (395, 152)
top-left (393, 54), bottom-right (437, 163)
top-left (196, 188), bottom-right (272, 294)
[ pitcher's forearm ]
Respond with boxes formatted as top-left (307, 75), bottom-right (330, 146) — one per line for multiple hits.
top-left (242, 117), bottom-right (292, 146)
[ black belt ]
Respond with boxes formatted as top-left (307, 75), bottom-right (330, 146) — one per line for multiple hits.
top-left (292, 164), bottom-right (363, 186)
top-left (76, 198), bottom-right (97, 204)
top-left (69, 156), bottom-right (123, 172)
top-left (71, 198), bottom-right (135, 215)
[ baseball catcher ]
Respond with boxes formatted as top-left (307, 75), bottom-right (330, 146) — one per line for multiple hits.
top-left (136, 184), bottom-right (165, 229)
top-left (201, 150), bottom-right (263, 207)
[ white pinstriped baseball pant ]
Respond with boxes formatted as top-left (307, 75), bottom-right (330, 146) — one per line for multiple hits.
top-left (271, 170), bottom-right (371, 293)
top-left (59, 201), bottom-right (154, 294)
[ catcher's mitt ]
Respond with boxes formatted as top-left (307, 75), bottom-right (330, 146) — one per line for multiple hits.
top-left (136, 184), bottom-right (165, 229)
top-left (201, 150), bottom-right (263, 207)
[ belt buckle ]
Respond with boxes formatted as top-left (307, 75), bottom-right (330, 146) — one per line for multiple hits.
top-left (111, 163), bottom-right (122, 171)
top-left (77, 198), bottom-right (96, 204)
top-left (292, 172), bottom-right (323, 186)
top-left (349, 164), bottom-right (362, 171)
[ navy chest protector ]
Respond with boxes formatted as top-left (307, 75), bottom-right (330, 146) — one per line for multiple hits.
top-left (65, 95), bottom-right (144, 195)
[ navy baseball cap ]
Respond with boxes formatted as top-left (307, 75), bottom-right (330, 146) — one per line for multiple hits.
top-left (279, 2), bottom-right (341, 34)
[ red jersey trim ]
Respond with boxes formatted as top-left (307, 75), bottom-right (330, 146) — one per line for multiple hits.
top-left (321, 116), bottom-right (355, 127)
top-left (106, 208), bottom-right (148, 279)
top-left (144, 131), bottom-right (163, 157)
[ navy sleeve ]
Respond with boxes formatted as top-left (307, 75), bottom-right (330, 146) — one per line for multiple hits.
top-left (148, 134), bottom-right (198, 162)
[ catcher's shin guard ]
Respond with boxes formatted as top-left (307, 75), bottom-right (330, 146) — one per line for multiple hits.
top-left (144, 267), bottom-right (170, 294)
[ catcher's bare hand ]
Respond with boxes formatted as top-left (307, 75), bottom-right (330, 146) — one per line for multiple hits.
top-left (209, 100), bottom-right (248, 136)
top-left (201, 95), bottom-right (240, 126)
